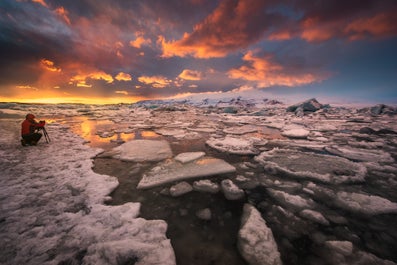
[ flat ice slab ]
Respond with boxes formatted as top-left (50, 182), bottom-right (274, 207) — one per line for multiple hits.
top-left (255, 148), bottom-right (367, 184)
top-left (137, 157), bottom-right (236, 189)
top-left (99, 139), bottom-right (173, 162)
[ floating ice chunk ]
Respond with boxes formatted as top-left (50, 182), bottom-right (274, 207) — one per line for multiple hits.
top-left (324, 240), bottom-right (353, 257)
top-left (206, 136), bottom-right (259, 155)
top-left (196, 208), bottom-right (212, 220)
top-left (281, 128), bottom-right (310, 139)
top-left (334, 191), bottom-right (397, 215)
top-left (169, 182), bottom-right (193, 197)
top-left (306, 183), bottom-right (397, 216)
top-left (174, 152), bottom-right (205, 164)
top-left (193, 179), bottom-right (220, 193)
top-left (255, 149), bottom-right (367, 184)
top-left (267, 189), bottom-right (316, 212)
top-left (137, 157), bottom-right (236, 189)
top-left (299, 209), bottom-right (329, 225)
top-left (325, 145), bottom-right (394, 163)
top-left (223, 125), bottom-right (258, 135)
top-left (238, 204), bottom-right (282, 265)
top-left (187, 127), bottom-right (217, 133)
top-left (99, 140), bottom-right (173, 162)
top-left (155, 128), bottom-right (186, 137)
top-left (221, 179), bottom-right (245, 200)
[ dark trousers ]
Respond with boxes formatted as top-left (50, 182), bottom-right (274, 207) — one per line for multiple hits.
top-left (22, 133), bottom-right (42, 145)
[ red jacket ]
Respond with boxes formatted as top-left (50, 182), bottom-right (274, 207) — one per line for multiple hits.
top-left (21, 119), bottom-right (45, 136)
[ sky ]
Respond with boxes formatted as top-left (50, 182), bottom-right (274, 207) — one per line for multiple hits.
top-left (0, 0), bottom-right (396, 104)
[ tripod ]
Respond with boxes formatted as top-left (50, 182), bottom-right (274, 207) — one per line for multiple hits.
top-left (37, 127), bottom-right (51, 143)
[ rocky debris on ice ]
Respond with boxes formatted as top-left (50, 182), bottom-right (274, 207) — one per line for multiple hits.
top-left (169, 182), bottom-right (193, 197)
top-left (98, 139), bottom-right (173, 162)
top-left (325, 145), bottom-right (394, 163)
top-left (206, 136), bottom-right (259, 155)
top-left (305, 183), bottom-right (397, 215)
top-left (137, 157), bottom-right (236, 189)
top-left (238, 204), bottom-right (282, 265)
top-left (174, 152), bottom-right (205, 164)
top-left (193, 179), bottom-right (220, 193)
top-left (221, 179), bottom-right (245, 200)
top-left (196, 208), bottom-right (212, 220)
top-left (255, 149), bottom-right (367, 184)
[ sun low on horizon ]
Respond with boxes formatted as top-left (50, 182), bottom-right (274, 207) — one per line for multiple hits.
top-left (1, 0), bottom-right (397, 105)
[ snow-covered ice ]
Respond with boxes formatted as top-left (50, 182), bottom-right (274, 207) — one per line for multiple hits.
top-left (0, 121), bottom-right (175, 265)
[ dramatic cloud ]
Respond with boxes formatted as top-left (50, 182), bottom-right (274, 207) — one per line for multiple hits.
top-left (115, 72), bottom-right (132, 81)
top-left (161, 0), bottom-right (279, 58)
top-left (138, 75), bottom-right (172, 88)
top-left (228, 51), bottom-right (330, 87)
top-left (40, 59), bottom-right (61, 72)
top-left (178, 69), bottom-right (203, 80)
top-left (0, 0), bottom-right (396, 103)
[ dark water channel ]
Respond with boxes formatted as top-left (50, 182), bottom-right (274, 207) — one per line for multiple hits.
top-left (67, 117), bottom-right (269, 264)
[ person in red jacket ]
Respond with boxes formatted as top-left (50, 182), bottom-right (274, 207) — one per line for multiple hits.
top-left (21, 114), bottom-right (46, 146)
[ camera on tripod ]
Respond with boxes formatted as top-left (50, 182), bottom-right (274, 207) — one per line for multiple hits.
top-left (35, 120), bottom-right (50, 143)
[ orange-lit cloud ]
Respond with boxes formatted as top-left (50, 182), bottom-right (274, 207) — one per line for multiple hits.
top-left (130, 33), bottom-right (152, 49)
top-left (160, 0), bottom-right (270, 58)
top-left (115, 90), bottom-right (129, 95)
top-left (70, 70), bottom-right (114, 88)
top-left (344, 11), bottom-right (397, 40)
top-left (40, 59), bottom-right (61, 72)
top-left (228, 51), bottom-right (329, 87)
top-left (300, 9), bottom-right (397, 42)
top-left (32, 0), bottom-right (48, 8)
top-left (55, 6), bottom-right (71, 25)
top-left (138, 75), bottom-right (171, 88)
top-left (178, 69), bottom-right (203, 80)
top-left (115, 72), bottom-right (132, 81)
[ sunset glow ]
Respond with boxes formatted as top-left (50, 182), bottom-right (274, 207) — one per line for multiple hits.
top-left (0, 0), bottom-right (396, 104)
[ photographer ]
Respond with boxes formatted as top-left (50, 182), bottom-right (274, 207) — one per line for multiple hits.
top-left (21, 113), bottom-right (46, 146)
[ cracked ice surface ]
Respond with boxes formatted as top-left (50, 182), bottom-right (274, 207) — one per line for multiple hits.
top-left (0, 122), bottom-right (175, 265)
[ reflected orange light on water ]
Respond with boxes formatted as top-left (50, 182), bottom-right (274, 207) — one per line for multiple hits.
top-left (195, 158), bottom-right (216, 165)
top-left (68, 116), bottom-right (161, 147)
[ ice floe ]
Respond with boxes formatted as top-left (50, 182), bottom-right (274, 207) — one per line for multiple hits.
top-left (99, 139), bottom-right (173, 162)
top-left (325, 145), bottom-right (394, 163)
top-left (206, 136), bottom-right (259, 155)
top-left (255, 148), bottom-right (367, 184)
top-left (137, 157), bottom-right (236, 189)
